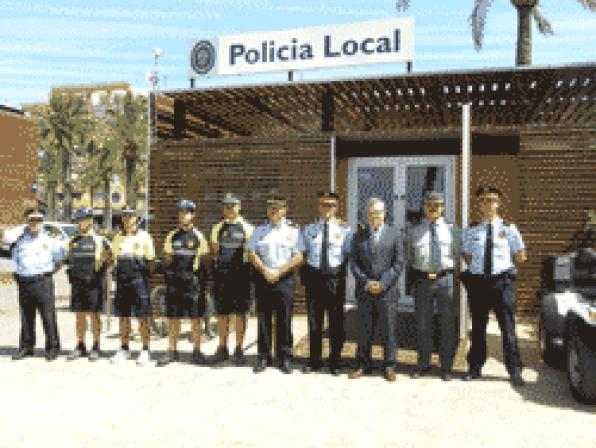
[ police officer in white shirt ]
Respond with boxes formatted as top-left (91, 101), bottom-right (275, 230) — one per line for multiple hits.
top-left (248, 197), bottom-right (303, 374)
top-left (462, 186), bottom-right (527, 386)
top-left (407, 192), bottom-right (460, 381)
top-left (301, 191), bottom-right (351, 375)
top-left (12, 206), bottom-right (65, 361)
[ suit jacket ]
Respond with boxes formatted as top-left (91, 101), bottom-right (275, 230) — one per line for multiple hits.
top-left (350, 224), bottom-right (403, 302)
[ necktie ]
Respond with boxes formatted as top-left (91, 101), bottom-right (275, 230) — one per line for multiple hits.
top-left (484, 223), bottom-right (493, 275)
top-left (430, 222), bottom-right (441, 273)
top-left (321, 222), bottom-right (330, 272)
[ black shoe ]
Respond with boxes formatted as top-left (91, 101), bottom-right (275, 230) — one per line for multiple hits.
top-left (463, 369), bottom-right (481, 381)
top-left (253, 359), bottom-right (267, 373)
top-left (192, 349), bottom-right (207, 365)
top-left (232, 347), bottom-right (246, 366)
top-left (156, 351), bottom-right (178, 367)
top-left (45, 350), bottom-right (59, 361)
top-left (384, 367), bottom-right (397, 382)
top-left (441, 371), bottom-right (453, 381)
top-left (12, 349), bottom-right (33, 361)
top-left (510, 371), bottom-right (525, 387)
top-left (280, 359), bottom-right (292, 374)
top-left (211, 346), bottom-right (229, 364)
top-left (302, 362), bottom-right (322, 374)
top-left (329, 367), bottom-right (341, 376)
top-left (88, 349), bottom-right (101, 362)
top-left (410, 368), bottom-right (431, 379)
top-left (67, 346), bottom-right (87, 361)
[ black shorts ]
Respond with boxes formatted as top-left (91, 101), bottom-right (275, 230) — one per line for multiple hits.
top-left (165, 281), bottom-right (205, 319)
top-left (213, 267), bottom-right (251, 315)
top-left (70, 278), bottom-right (103, 313)
top-left (114, 277), bottom-right (151, 318)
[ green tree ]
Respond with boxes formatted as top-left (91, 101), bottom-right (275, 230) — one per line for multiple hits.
top-left (108, 92), bottom-right (148, 210)
top-left (40, 93), bottom-right (92, 221)
top-left (396, 0), bottom-right (595, 66)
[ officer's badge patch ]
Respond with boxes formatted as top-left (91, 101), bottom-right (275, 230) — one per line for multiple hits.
top-left (499, 231), bottom-right (507, 239)
top-left (334, 233), bottom-right (341, 241)
top-left (188, 240), bottom-right (195, 248)
top-left (72, 242), bottom-right (78, 249)
top-left (42, 243), bottom-right (49, 250)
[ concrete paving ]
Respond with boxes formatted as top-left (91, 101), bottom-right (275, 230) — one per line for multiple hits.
top-left (0, 276), bottom-right (594, 448)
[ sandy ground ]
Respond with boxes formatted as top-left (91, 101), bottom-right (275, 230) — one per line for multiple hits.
top-left (0, 275), bottom-right (594, 448)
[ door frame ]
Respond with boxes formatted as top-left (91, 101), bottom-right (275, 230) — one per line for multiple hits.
top-left (346, 155), bottom-right (457, 309)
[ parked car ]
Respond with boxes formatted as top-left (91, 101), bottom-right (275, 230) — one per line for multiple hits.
top-left (0, 222), bottom-right (78, 258)
top-left (539, 247), bottom-right (596, 404)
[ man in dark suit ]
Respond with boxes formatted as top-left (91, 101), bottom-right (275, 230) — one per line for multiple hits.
top-left (348, 198), bottom-right (403, 382)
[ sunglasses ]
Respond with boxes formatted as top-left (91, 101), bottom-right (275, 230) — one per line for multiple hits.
top-left (479, 196), bottom-right (500, 203)
top-left (319, 202), bottom-right (337, 208)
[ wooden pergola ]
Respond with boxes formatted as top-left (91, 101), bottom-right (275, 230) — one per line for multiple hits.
top-left (156, 63), bottom-right (594, 141)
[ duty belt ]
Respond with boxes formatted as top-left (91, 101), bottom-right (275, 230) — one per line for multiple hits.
top-left (15, 272), bottom-right (52, 283)
top-left (412, 268), bottom-right (453, 281)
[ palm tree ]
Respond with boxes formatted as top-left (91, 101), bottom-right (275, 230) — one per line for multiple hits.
top-left (40, 93), bottom-right (91, 221)
top-left (396, 0), bottom-right (595, 66)
top-left (107, 92), bottom-right (148, 210)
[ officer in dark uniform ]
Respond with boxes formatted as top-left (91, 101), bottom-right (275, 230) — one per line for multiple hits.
top-left (109, 207), bottom-right (156, 366)
top-left (12, 206), bottom-right (65, 361)
top-left (248, 197), bottom-right (303, 374)
top-left (210, 193), bottom-right (254, 366)
top-left (462, 186), bottom-right (527, 386)
top-left (66, 207), bottom-right (112, 361)
top-left (407, 192), bottom-right (460, 381)
top-left (300, 191), bottom-right (351, 375)
top-left (156, 199), bottom-right (209, 367)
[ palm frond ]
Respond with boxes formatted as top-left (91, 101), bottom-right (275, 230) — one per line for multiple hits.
top-left (533, 1), bottom-right (554, 35)
top-left (396, 1), bottom-right (410, 12)
top-left (469, 0), bottom-right (495, 51)
top-left (578, 0), bottom-right (596, 12)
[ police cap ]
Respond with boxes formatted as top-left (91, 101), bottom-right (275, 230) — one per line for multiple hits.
top-left (317, 191), bottom-right (340, 200)
top-left (475, 186), bottom-right (502, 197)
top-left (266, 195), bottom-right (287, 208)
top-left (73, 207), bottom-right (94, 221)
top-left (121, 206), bottom-right (138, 217)
top-left (24, 207), bottom-right (45, 220)
top-left (176, 199), bottom-right (196, 212)
top-left (221, 193), bottom-right (241, 205)
top-left (423, 191), bottom-right (445, 204)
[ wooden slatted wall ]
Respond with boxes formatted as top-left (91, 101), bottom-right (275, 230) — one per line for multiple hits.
top-left (517, 124), bottom-right (596, 315)
top-left (149, 135), bottom-right (331, 310)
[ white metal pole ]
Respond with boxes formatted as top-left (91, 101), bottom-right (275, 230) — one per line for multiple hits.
top-left (460, 103), bottom-right (471, 340)
top-left (330, 135), bottom-right (336, 191)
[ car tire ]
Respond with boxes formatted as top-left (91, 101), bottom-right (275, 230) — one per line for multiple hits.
top-left (539, 316), bottom-right (563, 368)
top-left (566, 331), bottom-right (596, 405)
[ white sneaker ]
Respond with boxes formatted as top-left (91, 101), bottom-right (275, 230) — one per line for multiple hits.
top-left (136, 349), bottom-right (151, 366)
top-left (110, 348), bottom-right (131, 364)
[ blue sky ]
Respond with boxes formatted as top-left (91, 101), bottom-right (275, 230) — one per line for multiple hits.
top-left (1, 0), bottom-right (594, 108)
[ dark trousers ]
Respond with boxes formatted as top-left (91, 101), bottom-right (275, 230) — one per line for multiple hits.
top-left (467, 275), bottom-right (522, 374)
top-left (255, 274), bottom-right (294, 361)
top-left (17, 274), bottom-right (60, 352)
top-left (305, 267), bottom-right (345, 368)
top-left (356, 294), bottom-right (398, 370)
top-left (414, 274), bottom-right (457, 372)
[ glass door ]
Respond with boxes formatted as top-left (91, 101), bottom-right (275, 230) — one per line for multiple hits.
top-left (347, 156), bottom-right (456, 309)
